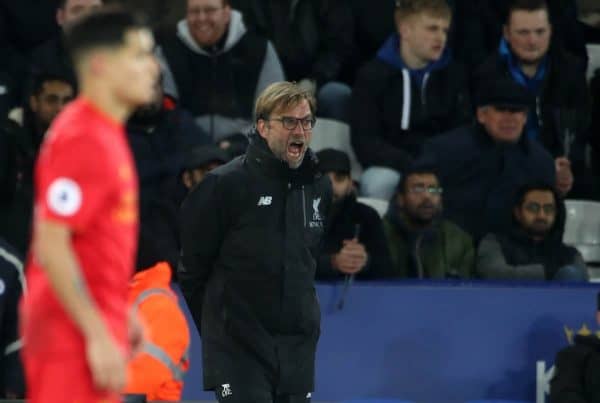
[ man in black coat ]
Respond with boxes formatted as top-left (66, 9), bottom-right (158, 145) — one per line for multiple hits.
top-left (550, 292), bottom-right (600, 402)
top-left (472, 0), bottom-right (588, 196)
top-left (315, 149), bottom-right (392, 280)
top-left (179, 82), bottom-right (331, 403)
top-left (420, 78), bottom-right (559, 242)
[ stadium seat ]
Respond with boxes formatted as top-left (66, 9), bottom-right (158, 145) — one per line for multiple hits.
top-left (357, 197), bottom-right (389, 218)
top-left (563, 200), bottom-right (600, 278)
top-left (586, 44), bottom-right (600, 83)
top-left (312, 117), bottom-right (363, 179)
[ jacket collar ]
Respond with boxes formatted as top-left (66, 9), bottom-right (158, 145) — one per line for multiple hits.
top-left (245, 132), bottom-right (321, 185)
top-left (130, 262), bottom-right (172, 292)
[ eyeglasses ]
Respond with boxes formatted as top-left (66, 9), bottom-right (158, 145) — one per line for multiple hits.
top-left (268, 116), bottom-right (316, 131)
top-left (523, 202), bottom-right (556, 215)
top-left (407, 185), bottom-right (443, 195)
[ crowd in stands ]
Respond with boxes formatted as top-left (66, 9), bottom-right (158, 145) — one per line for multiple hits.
top-left (1, 0), bottom-right (600, 399)
top-left (2, 0), bottom-right (600, 284)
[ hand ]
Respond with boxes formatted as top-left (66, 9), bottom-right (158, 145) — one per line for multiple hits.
top-left (331, 239), bottom-right (368, 275)
top-left (555, 157), bottom-right (573, 196)
top-left (85, 330), bottom-right (127, 393)
top-left (128, 309), bottom-right (145, 358)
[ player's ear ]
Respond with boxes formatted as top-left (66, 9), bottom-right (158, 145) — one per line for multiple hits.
top-left (256, 119), bottom-right (268, 139)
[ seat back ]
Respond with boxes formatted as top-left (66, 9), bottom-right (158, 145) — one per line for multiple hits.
top-left (312, 118), bottom-right (362, 179)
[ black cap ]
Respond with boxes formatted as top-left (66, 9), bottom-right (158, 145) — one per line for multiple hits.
top-left (475, 78), bottom-right (533, 110)
top-left (316, 149), bottom-right (351, 174)
top-left (183, 145), bottom-right (230, 171)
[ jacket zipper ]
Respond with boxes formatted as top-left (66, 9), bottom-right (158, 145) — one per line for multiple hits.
top-left (301, 186), bottom-right (307, 228)
top-left (415, 234), bottom-right (424, 279)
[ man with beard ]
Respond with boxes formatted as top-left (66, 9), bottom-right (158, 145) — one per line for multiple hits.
top-left (477, 183), bottom-right (587, 281)
top-left (315, 148), bottom-right (391, 280)
top-left (0, 73), bottom-right (74, 255)
top-left (382, 163), bottom-right (474, 279)
top-left (179, 81), bottom-right (331, 403)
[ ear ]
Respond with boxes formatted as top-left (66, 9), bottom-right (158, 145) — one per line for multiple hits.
top-left (256, 119), bottom-right (268, 139)
top-left (29, 95), bottom-right (39, 113)
top-left (182, 171), bottom-right (192, 190)
top-left (476, 107), bottom-right (486, 125)
top-left (56, 8), bottom-right (66, 26)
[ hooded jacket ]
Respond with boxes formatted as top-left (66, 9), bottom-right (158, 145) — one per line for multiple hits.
top-left (476, 193), bottom-right (586, 281)
top-left (178, 134), bottom-right (331, 394)
top-left (156, 10), bottom-right (285, 142)
top-left (351, 34), bottom-right (471, 172)
top-left (551, 335), bottom-right (600, 403)
top-left (382, 202), bottom-right (474, 279)
top-left (420, 124), bottom-right (556, 241)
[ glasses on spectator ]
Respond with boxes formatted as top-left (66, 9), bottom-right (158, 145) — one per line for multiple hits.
top-left (408, 185), bottom-right (443, 195)
top-left (189, 6), bottom-right (222, 16)
top-left (268, 116), bottom-right (316, 131)
top-left (524, 202), bottom-right (556, 215)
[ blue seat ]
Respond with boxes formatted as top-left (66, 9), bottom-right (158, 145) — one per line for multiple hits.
top-left (340, 399), bottom-right (415, 403)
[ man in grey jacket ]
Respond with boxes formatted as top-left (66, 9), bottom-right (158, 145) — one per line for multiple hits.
top-left (477, 183), bottom-right (588, 281)
top-left (156, 0), bottom-right (285, 144)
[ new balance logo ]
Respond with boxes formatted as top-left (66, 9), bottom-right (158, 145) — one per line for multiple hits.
top-left (221, 383), bottom-right (232, 398)
top-left (257, 196), bottom-right (272, 206)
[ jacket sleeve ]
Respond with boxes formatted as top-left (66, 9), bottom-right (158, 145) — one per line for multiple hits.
top-left (455, 232), bottom-right (475, 279)
top-left (549, 345), bottom-right (590, 403)
top-left (255, 41), bottom-right (286, 99)
top-left (178, 174), bottom-right (226, 333)
top-left (350, 65), bottom-right (411, 172)
top-left (476, 234), bottom-right (546, 280)
top-left (311, 0), bottom-right (354, 85)
top-left (359, 207), bottom-right (393, 279)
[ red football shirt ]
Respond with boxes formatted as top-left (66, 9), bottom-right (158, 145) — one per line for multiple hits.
top-left (21, 97), bottom-right (139, 356)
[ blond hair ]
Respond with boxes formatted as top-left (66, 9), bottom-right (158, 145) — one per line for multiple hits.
top-left (395, 0), bottom-right (451, 22)
top-left (254, 81), bottom-right (316, 121)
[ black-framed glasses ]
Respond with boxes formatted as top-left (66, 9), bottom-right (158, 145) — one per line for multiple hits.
top-left (524, 202), bottom-right (556, 215)
top-left (408, 185), bottom-right (443, 195)
top-left (268, 116), bottom-right (316, 131)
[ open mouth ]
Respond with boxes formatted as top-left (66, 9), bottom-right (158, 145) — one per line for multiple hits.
top-left (287, 141), bottom-right (304, 159)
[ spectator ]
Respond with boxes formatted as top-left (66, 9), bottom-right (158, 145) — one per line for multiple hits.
top-left (477, 183), bottom-right (587, 281)
top-left (127, 79), bottom-right (211, 268)
top-left (472, 0), bottom-right (590, 198)
top-left (0, 74), bottom-right (74, 255)
top-left (458, 0), bottom-right (587, 71)
top-left (29, 0), bottom-right (103, 92)
top-left (0, 0), bottom-right (59, 109)
top-left (181, 145), bottom-right (230, 191)
top-left (0, 239), bottom-right (25, 399)
top-left (383, 163), bottom-right (474, 279)
top-left (315, 149), bottom-right (392, 280)
top-left (156, 0), bottom-right (285, 144)
top-left (420, 77), bottom-right (560, 242)
top-left (231, 0), bottom-right (354, 122)
top-left (550, 292), bottom-right (600, 402)
top-left (124, 226), bottom-right (190, 402)
top-left (351, 0), bottom-right (471, 201)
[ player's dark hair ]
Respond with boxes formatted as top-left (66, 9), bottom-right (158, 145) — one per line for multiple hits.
top-left (64, 6), bottom-right (147, 65)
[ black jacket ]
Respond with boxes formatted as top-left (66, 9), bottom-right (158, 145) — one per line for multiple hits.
top-left (551, 335), bottom-right (600, 403)
top-left (477, 197), bottom-right (585, 280)
top-left (0, 239), bottom-right (25, 398)
top-left (420, 124), bottom-right (556, 241)
top-left (179, 135), bottom-right (331, 393)
top-left (473, 47), bottom-right (591, 159)
top-left (316, 194), bottom-right (392, 280)
top-left (233, 0), bottom-right (353, 85)
top-left (351, 36), bottom-right (471, 172)
top-left (456, 0), bottom-right (587, 71)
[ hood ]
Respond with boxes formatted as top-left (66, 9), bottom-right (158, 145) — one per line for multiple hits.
top-left (376, 33), bottom-right (452, 75)
top-left (176, 9), bottom-right (247, 55)
top-left (246, 131), bottom-right (321, 185)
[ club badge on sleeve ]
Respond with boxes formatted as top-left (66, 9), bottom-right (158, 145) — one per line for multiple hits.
top-left (47, 177), bottom-right (82, 216)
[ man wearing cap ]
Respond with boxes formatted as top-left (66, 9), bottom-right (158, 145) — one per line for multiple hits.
top-left (420, 77), bottom-right (558, 242)
top-left (315, 149), bottom-right (391, 280)
top-left (551, 292), bottom-right (600, 402)
top-left (181, 145), bottom-right (230, 191)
